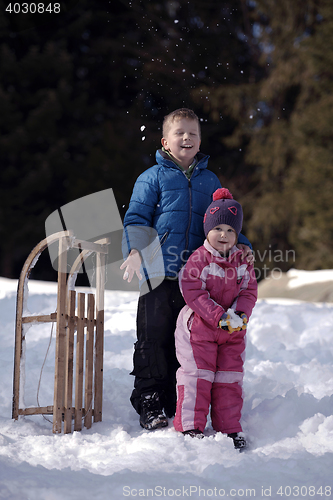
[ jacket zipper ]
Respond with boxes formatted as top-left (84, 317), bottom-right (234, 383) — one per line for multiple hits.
top-left (182, 161), bottom-right (201, 261)
top-left (184, 177), bottom-right (192, 259)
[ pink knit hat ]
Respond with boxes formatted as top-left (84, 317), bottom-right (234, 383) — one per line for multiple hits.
top-left (203, 188), bottom-right (243, 237)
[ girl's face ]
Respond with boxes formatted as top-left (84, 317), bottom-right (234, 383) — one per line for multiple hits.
top-left (161, 118), bottom-right (201, 169)
top-left (207, 224), bottom-right (237, 255)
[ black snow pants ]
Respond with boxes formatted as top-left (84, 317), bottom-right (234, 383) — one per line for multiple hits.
top-left (130, 279), bottom-right (185, 418)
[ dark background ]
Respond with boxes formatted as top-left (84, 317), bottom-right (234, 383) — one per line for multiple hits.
top-left (1, 0), bottom-right (332, 283)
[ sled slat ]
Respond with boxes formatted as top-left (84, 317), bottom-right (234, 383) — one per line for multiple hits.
top-left (22, 313), bottom-right (57, 323)
top-left (53, 237), bottom-right (68, 434)
top-left (72, 238), bottom-right (109, 254)
top-left (94, 251), bottom-right (105, 423)
top-left (84, 294), bottom-right (95, 429)
top-left (19, 406), bottom-right (54, 415)
top-left (74, 293), bottom-right (85, 432)
top-left (64, 290), bottom-right (76, 433)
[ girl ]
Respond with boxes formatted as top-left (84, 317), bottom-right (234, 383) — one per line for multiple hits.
top-left (173, 188), bottom-right (257, 450)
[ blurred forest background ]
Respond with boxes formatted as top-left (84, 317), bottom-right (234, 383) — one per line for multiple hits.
top-left (0, 0), bottom-right (332, 283)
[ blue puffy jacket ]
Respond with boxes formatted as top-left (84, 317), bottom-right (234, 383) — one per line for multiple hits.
top-left (123, 149), bottom-right (250, 279)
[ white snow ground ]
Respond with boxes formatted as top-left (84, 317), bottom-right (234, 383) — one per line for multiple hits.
top-left (0, 274), bottom-right (333, 500)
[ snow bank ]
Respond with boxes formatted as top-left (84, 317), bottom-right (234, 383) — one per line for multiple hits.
top-left (0, 277), bottom-right (332, 499)
top-left (258, 269), bottom-right (333, 303)
top-left (287, 269), bottom-right (333, 289)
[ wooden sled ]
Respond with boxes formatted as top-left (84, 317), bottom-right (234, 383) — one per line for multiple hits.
top-left (12, 231), bottom-right (110, 433)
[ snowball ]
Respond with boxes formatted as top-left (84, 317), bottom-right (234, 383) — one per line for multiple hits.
top-left (226, 308), bottom-right (244, 328)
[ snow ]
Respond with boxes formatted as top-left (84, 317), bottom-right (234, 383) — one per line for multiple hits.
top-left (287, 269), bottom-right (333, 289)
top-left (0, 276), bottom-right (333, 499)
top-left (225, 308), bottom-right (243, 328)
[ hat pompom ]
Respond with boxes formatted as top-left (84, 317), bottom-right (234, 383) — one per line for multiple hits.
top-left (213, 188), bottom-right (233, 201)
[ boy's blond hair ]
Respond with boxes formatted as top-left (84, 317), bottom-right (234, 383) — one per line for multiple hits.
top-left (162, 108), bottom-right (201, 138)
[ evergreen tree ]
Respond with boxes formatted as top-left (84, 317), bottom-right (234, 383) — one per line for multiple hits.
top-left (0, 0), bottom-right (256, 278)
top-left (247, 0), bottom-right (333, 271)
top-left (200, 0), bottom-right (333, 274)
top-left (4, 0), bottom-right (331, 279)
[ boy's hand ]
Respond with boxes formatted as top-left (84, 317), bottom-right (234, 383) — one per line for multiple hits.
top-left (237, 244), bottom-right (254, 265)
top-left (120, 249), bottom-right (142, 282)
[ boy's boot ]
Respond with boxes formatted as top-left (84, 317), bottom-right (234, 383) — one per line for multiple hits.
top-left (228, 432), bottom-right (247, 451)
top-left (140, 392), bottom-right (168, 430)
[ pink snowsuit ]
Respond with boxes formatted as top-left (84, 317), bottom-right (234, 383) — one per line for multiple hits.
top-left (173, 240), bottom-right (258, 434)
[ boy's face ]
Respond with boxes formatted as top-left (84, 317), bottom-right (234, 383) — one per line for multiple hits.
top-left (207, 224), bottom-right (237, 256)
top-left (161, 118), bottom-right (201, 169)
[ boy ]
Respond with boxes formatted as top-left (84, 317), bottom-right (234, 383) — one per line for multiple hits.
top-left (121, 109), bottom-right (252, 430)
top-left (173, 188), bottom-right (258, 450)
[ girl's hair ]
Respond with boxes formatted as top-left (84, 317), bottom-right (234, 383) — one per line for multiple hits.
top-left (162, 108), bottom-right (201, 138)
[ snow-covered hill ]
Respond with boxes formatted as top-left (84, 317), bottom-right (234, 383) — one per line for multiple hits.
top-left (0, 275), bottom-right (332, 499)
